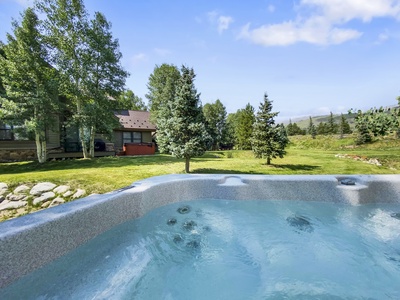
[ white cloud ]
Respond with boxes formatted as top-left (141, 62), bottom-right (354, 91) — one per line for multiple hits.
top-left (238, 0), bottom-right (400, 46)
top-left (207, 10), bottom-right (234, 34)
top-left (218, 15), bottom-right (234, 34)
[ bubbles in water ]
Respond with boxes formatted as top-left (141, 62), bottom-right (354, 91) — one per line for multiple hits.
top-left (166, 218), bottom-right (177, 226)
top-left (173, 234), bottom-right (183, 244)
top-left (182, 220), bottom-right (197, 231)
top-left (177, 205), bottom-right (191, 214)
top-left (286, 215), bottom-right (314, 233)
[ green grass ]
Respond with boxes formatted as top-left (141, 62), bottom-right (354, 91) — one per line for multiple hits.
top-left (1, 135), bottom-right (399, 195)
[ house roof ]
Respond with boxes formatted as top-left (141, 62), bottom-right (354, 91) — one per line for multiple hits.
top-left (114, 110), bottom-right (156, 131)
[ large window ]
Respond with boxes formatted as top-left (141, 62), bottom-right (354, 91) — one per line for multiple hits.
top-left (0, 124), bottom-right (12, 140)
top-left (123, 131), bottom-right (142, 144)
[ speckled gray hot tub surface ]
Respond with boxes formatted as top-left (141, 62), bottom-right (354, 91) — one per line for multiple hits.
top-left (0, 174), bottom-right (400, 289)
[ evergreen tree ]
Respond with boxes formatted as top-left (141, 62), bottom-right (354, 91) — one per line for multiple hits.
top-left (327, 112), bottom-right (338, 134)
top-left (235, 103), bottom-right (255, 150)
top-left (0, 8), bottom-right (59, 163)
top-left (316, 122), bottom-right (328, 135)
top-left (156, 66), bottom-right (210, 173)
top-left (251, 93), bottom-right (288, 165)
top-left (339, 113), bottom-right (351, 138)
top-left (203, 99), bottom-right (227, 150)
top-left (307, 116), bottom-right (317, 139)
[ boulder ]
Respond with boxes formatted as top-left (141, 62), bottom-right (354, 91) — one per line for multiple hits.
top-left (53, 185), bottom-right (70, 194)
top-left (63, 191), bottom-right (73, 198)
top-left (14, 185), bottom-right (30, 194)
top-left (0, 200), bottom-right (27, 211)
top-left (30, 182), bottom-right (56, 196)
top-left (49, 197), bottom-right (65, 207)
top-left (0, 182), bottom-right (8, 190)
top-left (6, 194), bottom-right (27, 201)
top-left (72, 189), bottom-right (86, 199)
top-left (33, 192), bottom-right (56, 205)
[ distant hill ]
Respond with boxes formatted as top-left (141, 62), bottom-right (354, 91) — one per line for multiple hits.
top-left (284, 113), bottom-right (356, 130)
top-left (284, 105), bottom-right (399, 130)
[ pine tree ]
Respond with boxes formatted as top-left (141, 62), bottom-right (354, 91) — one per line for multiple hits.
top-left (307, 117), bottom-right (317, 139)
top-left (339, 113), bottom-right (351, 138)
top-left (251, 93), bottom-right (288, 165)
top-left (157, 66), bottom-right (210, 173)
top-left (235, 103), bottom-right (255, 150)
top-left (327, 112), bottom-right (338, 134)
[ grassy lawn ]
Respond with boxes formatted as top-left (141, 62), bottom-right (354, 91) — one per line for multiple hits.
top-left (1, 136), bottom-right (399, 195)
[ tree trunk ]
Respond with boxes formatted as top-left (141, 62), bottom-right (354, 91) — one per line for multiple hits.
top-left (35, 132), bottom-right (47, 163)
top-left (185, 157), bottom-right (190, 173)
top-left (266, 156), bottom-right (271, 165)
top-left (88, 126), bottom-right (95, 158)
top-left (79, 125), bottom-right (89, 159)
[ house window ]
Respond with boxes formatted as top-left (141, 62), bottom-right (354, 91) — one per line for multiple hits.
top-left (0, 124), bottom-right (12, 140)
top-left (123, 131), bottom-right (142, 144)
top-left (0, 123), bottom-right (33, 141)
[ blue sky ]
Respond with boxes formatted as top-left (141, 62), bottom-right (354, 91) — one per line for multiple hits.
top-left (1, 0), bottom-right (400, 121)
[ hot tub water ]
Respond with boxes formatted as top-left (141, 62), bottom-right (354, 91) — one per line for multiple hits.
top-left (2, 198), bottom-right (400, 299)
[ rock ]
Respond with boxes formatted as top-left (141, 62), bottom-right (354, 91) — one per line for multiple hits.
top-left (72, 189), bottom-right (85, 199)
top-left (53, 185), bottom-right (70, 194)
top-left (63, 191), bottom-right (73, 198)
top-left (30, 182), bottom-right (56, 196)
top-left (49, 197), bottom-right (65, 207)
top-left (0, 195), bottom-right (4, 203)
top-left (14, 185), bottom-right (30, 194)
top-left (33, 192), bottom-right (56, 205)
top-left (0, 182), bottom-right (8, 190)
top-left (41, 201), bottom-right (51, 208)
top-left (0, 188), bottom-right (8, 196)
top-left (6, 194), bottom-right (27, 201)
top-left (0, 200), bottom-right (27, 211)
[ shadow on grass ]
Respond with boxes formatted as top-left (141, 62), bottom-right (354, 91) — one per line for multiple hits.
top-left (271, 164), bottom-right (321, 171)
top-left (0, 154), bottom-right (227, 175)
top-left (191, 168), bottom-right (261, 174)
top-left (192, 163), bottom-right (320, 174)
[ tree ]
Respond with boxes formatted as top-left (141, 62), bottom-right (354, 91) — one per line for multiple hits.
top-left (203, 99), bottom-right (227, 150)
top-left (307, 116), bottom-right (317, 139)
top-left (327, 112), bottom-right (338, 134)
top-left (339, 113), bottom-right (351, 138)
top-left (114, 89), bottom-right (147, 111)
top-left (316, 122), bottom-right (328, 135)
top-left (82, 11), bottom-right (128, 157)
top-left (0, 8), bottom-right (59, 163)
top-left (235, 103), bottom-right (255, 150)
top-left (156, 66), bottom-right (210, 173)
top-left (251, 93), bottom-right (288, 165)
top-left (146, 63), bottom-right (180, 125)
top-left (37, 0), bottom-right (127, 158)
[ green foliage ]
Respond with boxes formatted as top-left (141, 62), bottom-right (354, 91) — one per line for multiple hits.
top-left (0, 7), bottom-right (59, 162)
top-left (251, 93), bottom-right (288, 165)
top-left (36, 0), bottom-right (128, 158)
top-left (114, 89), bottom-right (147, 111)
top-left (307, 116), bottom-right (317, 139)
top-left (203, 99), bottom-right (227, 150)
top-left (146, 63), bottom-right (180, 125)
top-left (156, 65), bottom-right (210, 172)
top-left (352, 106), bottom-right (399, 144)
top-left (339, 113), bottom-right (352, 137)
top-left (234, 103), bottom-right (255, 150)
top-left (286, 120), bottom-right (306, 136)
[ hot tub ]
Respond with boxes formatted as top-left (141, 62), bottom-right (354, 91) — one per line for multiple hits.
top-left (0, 174), bottom-right (400, 298)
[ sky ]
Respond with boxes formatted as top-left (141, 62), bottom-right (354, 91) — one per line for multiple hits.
top-left (1, 0), bottom-right (400, 122)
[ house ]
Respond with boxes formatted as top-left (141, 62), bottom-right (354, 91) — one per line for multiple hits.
top-left (0, 110), bottom-right (156, 161)
top-left (113, 110), bottom-right (156, 156)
